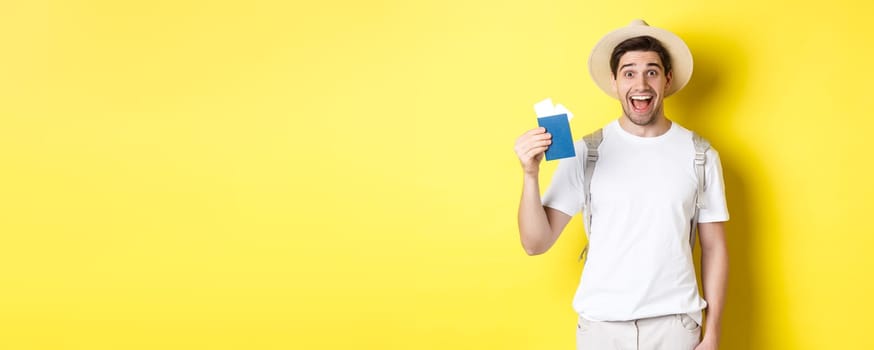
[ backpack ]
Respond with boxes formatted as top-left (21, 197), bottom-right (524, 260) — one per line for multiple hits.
top-left (577, 128), bottom-right (711, 262)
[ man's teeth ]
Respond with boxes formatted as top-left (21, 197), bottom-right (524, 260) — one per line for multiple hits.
top-left (630, 96), bottom-right (653, 100)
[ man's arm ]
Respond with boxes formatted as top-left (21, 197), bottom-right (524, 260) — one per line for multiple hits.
top-left (514, 128), bottom-right (572, 256)
top-left (518, 173), bottom-right (572, 255)
top-left (697, 221), bottom-right (728, 348)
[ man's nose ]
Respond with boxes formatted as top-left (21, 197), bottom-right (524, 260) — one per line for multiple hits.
top-left (634, 74), bottom-right (648, 88)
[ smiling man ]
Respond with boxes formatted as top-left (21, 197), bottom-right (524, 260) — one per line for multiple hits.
top-left (513, 20), bottom-right (729, 350)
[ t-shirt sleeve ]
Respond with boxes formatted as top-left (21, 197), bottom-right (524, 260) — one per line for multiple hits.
top-left (698, 148), bottom-right (730, 223)
top-left (541, 142), bottom-right (586, 217)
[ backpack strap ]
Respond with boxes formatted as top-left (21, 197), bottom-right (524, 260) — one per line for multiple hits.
top-left (578, 128), bottom-right (603, 262)
top-left (690, 132), bottom-right (711, 248)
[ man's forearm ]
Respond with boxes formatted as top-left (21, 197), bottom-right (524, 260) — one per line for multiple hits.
top-left (700, 231), bottom-right (729, 342)
top-left (518, 173), bottom-right (552, 255)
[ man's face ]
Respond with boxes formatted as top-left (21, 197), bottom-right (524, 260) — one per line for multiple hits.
top-left (611, 50), bottom-right (673, 126)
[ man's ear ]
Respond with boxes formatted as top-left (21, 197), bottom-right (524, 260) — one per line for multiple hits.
top-left (665, 70), bottom-right (673, 91)
top-left (611, 74), bottom-right (620, 98)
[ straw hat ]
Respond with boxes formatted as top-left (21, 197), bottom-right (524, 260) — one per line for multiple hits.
top-left (588, 19), bottom-right (693, 98)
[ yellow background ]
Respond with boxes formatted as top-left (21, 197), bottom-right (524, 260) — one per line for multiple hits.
top-left (1, 1), bottom-right (872, 349)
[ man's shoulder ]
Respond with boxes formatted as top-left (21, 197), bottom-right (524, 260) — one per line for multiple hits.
top-left (672, 123), bottom-right (722, 152)
top-left (671, 121), bottom-right (695, 137)
top-left (576, 120), bottom-right (616, 144)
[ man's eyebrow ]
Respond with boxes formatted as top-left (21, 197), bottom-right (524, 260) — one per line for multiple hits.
top-left (619, 62), bottom-right (664, 71)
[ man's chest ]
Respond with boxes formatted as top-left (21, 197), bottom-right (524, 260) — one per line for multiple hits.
top-left (588, 145), bottom-right (698, 207)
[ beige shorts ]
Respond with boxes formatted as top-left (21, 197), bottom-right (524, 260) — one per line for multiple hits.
top-left (576, 313), bottom-right (701, 350)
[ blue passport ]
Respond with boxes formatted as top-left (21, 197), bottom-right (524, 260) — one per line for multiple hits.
top-left (537, 114), bottom-right (575, 161)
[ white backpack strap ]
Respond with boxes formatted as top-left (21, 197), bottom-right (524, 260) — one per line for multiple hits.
top-left (690, 132), bottom-right (710, 248)
top-left (579, 128), bottom-right (603, 262)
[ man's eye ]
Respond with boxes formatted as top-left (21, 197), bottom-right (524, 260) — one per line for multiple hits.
top-left (624, 72), bottom-right (634, 78)
top-left (647, 70), bottom-right (657, 76)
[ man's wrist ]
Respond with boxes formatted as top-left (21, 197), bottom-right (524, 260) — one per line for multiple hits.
top-left (702, 324), bottom-right (721, 343)
top-left (522, 171), bottom-right (539, 182)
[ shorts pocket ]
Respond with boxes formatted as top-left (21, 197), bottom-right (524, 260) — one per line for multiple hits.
top-left (676, 314), bottom-right (700, 332)
top-left (577, 316), bottom-right (593, 333)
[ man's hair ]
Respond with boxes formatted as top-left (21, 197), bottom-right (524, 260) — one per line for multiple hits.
top-left (609, 36), bottom-right (672, 77)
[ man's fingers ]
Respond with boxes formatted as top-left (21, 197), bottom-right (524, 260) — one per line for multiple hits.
top-left (516, 139), bottom-right (551, 157)
top-left (523, 127), bottom-right (547, 137)
top-left (518, 139), bottom-right (552, 153)
top-left (514, 128), bottom-right (552, 167)
top-left (524, 139), bottom-right (552, 152)
top-left (515, 132), bottom-right (552, 148)
top-left (532, 132), bottom-right (552, 141)
top-left (525, 146), bottom-right (548, 159)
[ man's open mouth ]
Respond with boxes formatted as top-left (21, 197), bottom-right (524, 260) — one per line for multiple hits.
top-left (629, 95), bottom-right (653, 113)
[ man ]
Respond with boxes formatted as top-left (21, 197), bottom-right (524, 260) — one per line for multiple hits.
top-left (514, 20), bottom-right (729, 350)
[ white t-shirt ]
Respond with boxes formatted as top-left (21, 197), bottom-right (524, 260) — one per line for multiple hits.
top-left (542, 120), bottom-right (729, 326)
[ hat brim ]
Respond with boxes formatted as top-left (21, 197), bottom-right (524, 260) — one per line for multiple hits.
top-left (588, 22), bottom-right (693, 99)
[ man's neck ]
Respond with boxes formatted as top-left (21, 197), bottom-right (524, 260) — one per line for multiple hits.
top-left (617, 114), bottom-right (672, 137)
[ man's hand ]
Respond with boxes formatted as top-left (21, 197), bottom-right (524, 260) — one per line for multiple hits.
top-left (694, 337), bottom-right (718, 350)
top-left (514, 127), bottom-right (551, 176)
